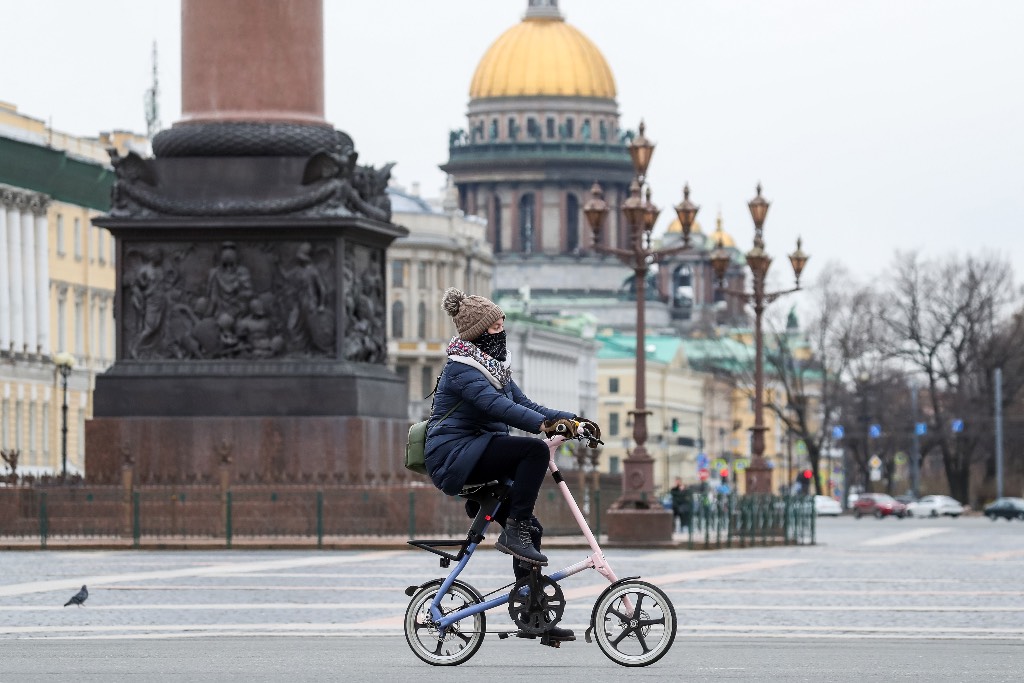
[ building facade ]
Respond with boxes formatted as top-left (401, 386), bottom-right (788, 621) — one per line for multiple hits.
top-left (0, 101), bottom-right (145, 474)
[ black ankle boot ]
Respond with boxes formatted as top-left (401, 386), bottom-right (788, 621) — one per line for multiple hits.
top-left (496, 519), bottom-right (548, 565)
top-left (546, 625), bottom-right (575, 641)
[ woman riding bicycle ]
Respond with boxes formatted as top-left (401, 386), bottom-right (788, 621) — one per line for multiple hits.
top-left (424, 288), bottom-right (599, 568)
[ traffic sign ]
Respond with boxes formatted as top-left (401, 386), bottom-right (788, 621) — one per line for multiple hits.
top-left (696, 453), bottom-right (709, 470)
top-left (894, 452), bottom-right (908, 465)
top-left (951, 419), bottom-right (964, 433)
top-left (915, 422), bottom-right (927, 436)
top-left (869, 424), bottom-right (882, 438)
top-left (868, 455), bottom-right (882, 469)
top-left (832, 425), bottom-right (845, 439)
top-left (734, 458), bottom-right (749, 471)
top-left (698, 468), bottom-right (709, 481)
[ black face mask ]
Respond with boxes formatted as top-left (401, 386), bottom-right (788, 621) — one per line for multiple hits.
top-left (474, 330), bottom-right (507, 361)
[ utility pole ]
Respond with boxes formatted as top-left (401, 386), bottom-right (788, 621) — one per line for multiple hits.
top-left (995, 367), bottom-right (1004, 499)
top-left (910, 383), bottom-right (921, 498)
top-left (144, 41), bottom-right (161, 139)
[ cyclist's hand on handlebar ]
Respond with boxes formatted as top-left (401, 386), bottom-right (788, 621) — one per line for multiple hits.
top-left (576, 417), bottom-right (603, 448)
top-left (540, 418), bottom-right (578, 438)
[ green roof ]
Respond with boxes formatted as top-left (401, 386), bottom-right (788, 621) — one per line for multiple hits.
top-left (596, 333), bottom-right (682, 364)
top-left (0, 135), bottom-right (113, 210)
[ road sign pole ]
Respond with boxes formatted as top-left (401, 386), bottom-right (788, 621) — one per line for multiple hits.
top-left (910, 385), bottom-right (920, 498)
top-left (995, 367), bottom-right (1004, 499)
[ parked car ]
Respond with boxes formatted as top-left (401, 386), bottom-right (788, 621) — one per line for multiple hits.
top-left (853, 493), bottom-right (907, 519)
top-left (983, 497), bottom-right (1024, 521)
top-left (814, 495), bottom-right (842, 517)
top-left (906, 495), bottom-right (964, 518)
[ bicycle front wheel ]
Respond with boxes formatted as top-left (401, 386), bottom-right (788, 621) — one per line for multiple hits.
top-left (404, 579), bottom-right (486, 666)
top-left (593, 580), bottom-right (676, 667)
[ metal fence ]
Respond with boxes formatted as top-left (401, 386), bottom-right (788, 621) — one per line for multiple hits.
top-left (0, 483), bottom-right (815, 549)
top-left (683, 493), bottom-right (816, 549)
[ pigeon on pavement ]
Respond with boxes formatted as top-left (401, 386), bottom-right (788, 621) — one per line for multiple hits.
top-left (64, 585), bottom-right (88, 607)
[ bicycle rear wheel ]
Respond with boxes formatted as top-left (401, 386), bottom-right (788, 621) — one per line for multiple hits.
top-left (593, 580), bottom-right (676, 666)
top-left (404, 579), bottom-right (486, 666)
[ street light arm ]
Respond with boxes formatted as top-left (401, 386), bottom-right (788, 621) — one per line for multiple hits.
top-left (715, 285), bottom-right (754, 303)
top-left (591, 244), bottom-right (635, 260)
top-left (764, 285), bottom-right (801, 305)
top-left (650, 243), bottom-right (693, 262)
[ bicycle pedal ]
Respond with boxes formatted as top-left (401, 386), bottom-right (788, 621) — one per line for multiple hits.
top-left (539, 636), bottom-right (561, 648)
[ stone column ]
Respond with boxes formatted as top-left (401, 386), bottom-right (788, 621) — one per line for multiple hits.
top-left (34, 206), bottom-right (50, 356)
top-left (0, 193), bottom-right (10, 353)
top-left (21, 202), bottom-right (38, 356)
top-left (6, 200), bottom-right (24, 353)
top-left (180, 0), bottom-right (326, 126)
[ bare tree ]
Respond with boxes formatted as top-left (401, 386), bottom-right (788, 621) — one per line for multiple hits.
top-left (879, 251), bottom-right (1015, 504)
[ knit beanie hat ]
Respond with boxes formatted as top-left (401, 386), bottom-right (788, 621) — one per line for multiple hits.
top-left (442, 287), bottom-right (504, 341)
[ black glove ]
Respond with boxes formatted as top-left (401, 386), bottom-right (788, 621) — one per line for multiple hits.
top-left (576, 417), bottom-right (603, 448)
top-left (540, 418), bottom-right (578, 438)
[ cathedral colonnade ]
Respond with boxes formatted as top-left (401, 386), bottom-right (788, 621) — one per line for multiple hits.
top-left (1, 186), bottom-right (51, 357)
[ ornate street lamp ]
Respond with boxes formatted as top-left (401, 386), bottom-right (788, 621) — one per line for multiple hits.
top-left (711, 184), bottom-right (809, 494)
top-left (583, 121), bottom-right (697, 530)
top-left (53, 351), bottom-right (75, 478)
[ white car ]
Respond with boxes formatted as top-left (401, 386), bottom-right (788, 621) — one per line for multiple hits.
top-left (814, 495), bottom-right (842, 517)
top-left (906, 495), bottom-right (964, 518)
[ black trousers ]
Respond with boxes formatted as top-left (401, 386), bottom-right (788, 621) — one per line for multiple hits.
top-left (468, 435), bottom-right (549, 521)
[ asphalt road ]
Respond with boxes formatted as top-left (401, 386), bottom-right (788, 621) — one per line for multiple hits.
top-left (1, 515), bottom-right (1022, 681)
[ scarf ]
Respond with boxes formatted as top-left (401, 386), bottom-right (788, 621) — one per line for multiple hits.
top-left (447, 336), bottom-right (512, 389)
top-left (474, 330), bottom-right (507, 361)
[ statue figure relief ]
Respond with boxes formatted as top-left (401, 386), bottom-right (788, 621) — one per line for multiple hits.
top-left (278, 242), bottom-right (334, 355)
top-left (205, 242), bottom-right (253, 320)
top-left (128, 247), bottom-right (168, 357)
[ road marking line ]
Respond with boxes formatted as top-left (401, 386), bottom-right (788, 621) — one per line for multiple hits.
top-left (859, 528), bottom-right (952, 546)
top-left (0, 551), bottom-right (405, 598)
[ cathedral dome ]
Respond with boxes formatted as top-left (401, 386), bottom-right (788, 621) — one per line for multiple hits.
top-left (469, 2), bottom-right (616, 100)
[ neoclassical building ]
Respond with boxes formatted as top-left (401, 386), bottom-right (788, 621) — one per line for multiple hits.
top-left (442, 0), bottom-right (746, 332)
top-left (0, 102), bottom-right (145, 473)
top-left (387, 183), bottom-right (598, 424)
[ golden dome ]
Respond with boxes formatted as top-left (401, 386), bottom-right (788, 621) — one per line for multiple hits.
top-left (709, 212), bottom-right (736, 248)
top-left (666, 218), bottom-right (703, 235)
top-left (470, 11), bottom-right (616, 99)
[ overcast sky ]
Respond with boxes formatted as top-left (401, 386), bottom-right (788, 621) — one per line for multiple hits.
top-left (3, 0), bottom-right (1022, 291)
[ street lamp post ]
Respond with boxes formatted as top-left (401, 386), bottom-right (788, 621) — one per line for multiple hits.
top-left (583, 121), bottom-right (698, 523)
top-left (53, 352), bottom-right (75, 478)
top-left (710, 185), bottom-right (808, 494)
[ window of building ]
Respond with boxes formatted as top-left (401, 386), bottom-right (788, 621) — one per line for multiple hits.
top-left (98, 301), bottom-right (107, 360)
top-left (97, 229), bottom-right (106, 264)
top-left (73, 218), bottom-right (82, 260)
top-left (391, 301), bottom-right (405, 338)
top-left (546, 117), bottom-right (555, 139)
top-left (421, 365), bottom-right (434, 398)
top-left (77, 409), bottom-right (85, 459)
top-left (565, 118), bottom-right (575, 139)
top-left (28, 403), bottom-right (36, 457)
top-left (391, 260), bottom-right (405, 287)
top-left (395, 364), bottom-right (410, 387)
top-left (1, 399), bottom-right (8, 447)
top-left (109, 233), bottom-right (116, 266)
top-left (492, 195), bottom-right (502, 255)
top-left (42, 403), bottom-right (50, 455)
top-left (609, 456), bottom-right (620, 475)
top-left (609, 377), bottom-right (619, 393)
top-left (518, 193), bottom-right (535, 255)
top-left (57, 295), bottom-right (67, 352)
top-left (417, 301), bottom-right (427, 338)
top-left (15, 401), bottom-right (23, 450)
top-left (56, 215), bottom-right (65, 256)
top-left (417, 262), bottom-right (427, 288)
top-left (609, 412), bottom-right (620, 436)
top-left (566, 193), bottom-right (580, 253)
top-left (507, 116), bottom-right (517, 140)
top-left (74, 297), bottom-right (83, 355)
top-left (89, 227), bottom-right (96, 262)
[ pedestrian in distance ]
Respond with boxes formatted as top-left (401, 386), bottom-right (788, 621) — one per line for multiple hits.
top-left (669, 477), bottom-right (689, 533)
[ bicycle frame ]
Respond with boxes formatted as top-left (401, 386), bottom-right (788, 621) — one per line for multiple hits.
top-left (431, 434), bottom-right (623, 633)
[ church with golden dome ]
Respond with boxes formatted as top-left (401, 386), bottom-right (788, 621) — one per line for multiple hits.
top-left (443, 0), bottom-right (745, 330)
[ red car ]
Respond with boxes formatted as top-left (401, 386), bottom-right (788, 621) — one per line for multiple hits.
top-left (853, 493), bottom-right (907, 519)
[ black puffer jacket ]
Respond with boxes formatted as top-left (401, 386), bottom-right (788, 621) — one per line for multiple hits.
top-left (424, 359), bottom-right (574, 496)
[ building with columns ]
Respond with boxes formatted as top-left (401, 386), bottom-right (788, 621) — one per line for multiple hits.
top-left (387, 183), bottom-right (598, 425)
top-left (0, 101), bottom-right (146, 474)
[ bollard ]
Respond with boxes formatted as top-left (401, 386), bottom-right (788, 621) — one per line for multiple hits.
top-left (132, 491), bottom-right (141, 548)
top-left (225, 490), bottom-right (233, 549)
top-left (316, 490), bottom-right (324, 549)
top-left (39, 491), bottom-right (48, 549)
